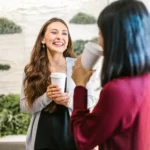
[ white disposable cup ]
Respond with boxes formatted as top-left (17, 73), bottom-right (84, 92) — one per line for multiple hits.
top-left (50, 73), bottom-right (66, 92)
top-left (81, 42), bottom-right (103, 70)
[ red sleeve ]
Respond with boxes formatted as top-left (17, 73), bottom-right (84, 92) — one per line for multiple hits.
top-left (73, 86), bottom-right (87, 109)
top-left (70, 83), bottom-right (130, 150)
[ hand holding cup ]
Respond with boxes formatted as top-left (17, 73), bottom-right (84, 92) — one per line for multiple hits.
top-left (46, 84), bottom-right (70, 106)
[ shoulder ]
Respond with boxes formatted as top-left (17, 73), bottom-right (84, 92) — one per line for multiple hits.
top-left (101, 78), bottom-right (133, 103)
top-left (104, 77), bottom-right (130, 90)
top-left (103, 75), bottom-right (148, 95)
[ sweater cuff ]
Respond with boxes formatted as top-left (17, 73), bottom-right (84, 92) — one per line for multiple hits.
top-left (74, 86), bottom-right (87, 109)
top-left (43, 93), bottom-right (52, 106)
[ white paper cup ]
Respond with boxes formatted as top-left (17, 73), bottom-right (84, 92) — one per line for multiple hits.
top-left (50, 73), bottom-right (66, 92)
top-left (81, 42), bottom-right (103, 70)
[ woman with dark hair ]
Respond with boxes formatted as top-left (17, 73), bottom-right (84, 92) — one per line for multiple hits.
top-left (20, 17), bottom-right (101, 150)
top-left (71, 0), bottom-right (150, 150)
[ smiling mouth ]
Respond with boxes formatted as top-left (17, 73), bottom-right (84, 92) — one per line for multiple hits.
top-left (53, 42), bottom-right (64, 47)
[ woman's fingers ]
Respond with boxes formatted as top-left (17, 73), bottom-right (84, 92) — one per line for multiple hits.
top-left (47, 84), bottom-right (59, 88)
top-left (46, 84), bottom-right (62, 99)
top-left (47, 92), bottom-right (61, 99)
top-left (48, 90), bottom-right (61, 96)
top-left (54, 93), bottom-right (70, 104)
top-left (47, 90), bottom-right (62, 99)
top-left (47, 85), bottom-right (70, 106)
top-left (47, 85), bottom-right (61, 92)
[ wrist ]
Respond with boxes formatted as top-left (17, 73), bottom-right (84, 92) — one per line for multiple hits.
top-left (75, 82), bottom-right (86, 87)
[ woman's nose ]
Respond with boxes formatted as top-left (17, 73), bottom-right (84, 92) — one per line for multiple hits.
top-left (56, 33), bottom-right (62, 39)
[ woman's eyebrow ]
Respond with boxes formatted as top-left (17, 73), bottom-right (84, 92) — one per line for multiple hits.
top-left (50, 29), bottom-right (68, 32)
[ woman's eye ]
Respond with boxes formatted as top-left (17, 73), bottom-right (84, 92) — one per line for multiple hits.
top-left (62, 32), bottom-right (68, 35)
top-left (51, 31), bottom-right (57, 34)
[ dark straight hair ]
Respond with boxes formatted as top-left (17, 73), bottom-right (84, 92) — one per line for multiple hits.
top-left (97, 0), bottom-right (150, 87)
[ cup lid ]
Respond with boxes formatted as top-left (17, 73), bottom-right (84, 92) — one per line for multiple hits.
top-left (50, 72), bottom-right (66, 78)
top-left (84, 42), bottom-right (103, 55)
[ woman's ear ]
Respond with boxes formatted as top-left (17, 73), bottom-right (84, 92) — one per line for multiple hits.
top-left (41, 38), bottom-right (45, 44)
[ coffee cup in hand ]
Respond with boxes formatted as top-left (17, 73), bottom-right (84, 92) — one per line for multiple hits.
top-left (50, 73), bottom-right (66, 92)
top-left (81, 42), bottom-right (103, 70)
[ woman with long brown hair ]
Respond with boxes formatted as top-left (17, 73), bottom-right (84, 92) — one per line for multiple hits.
top-left (20, 17), bottom-right (101, 150)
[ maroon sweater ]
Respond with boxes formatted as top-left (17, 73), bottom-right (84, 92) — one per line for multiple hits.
top-left (70, 74), bottom-right (150, 150)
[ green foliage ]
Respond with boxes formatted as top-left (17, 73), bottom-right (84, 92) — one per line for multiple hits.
top-left (0, 18), bottom-right (22, 34)
top-left (73, 40), bottom-right (88, 55)
top-left (73, 37), bottom-right (99, 55)
top-left (69, 12), bottom-right (96, 24)
top-left (0, 94), bottom-right (31, 137)
top-left (91, 37), bottom-right (98, 44)
top-left (0, 64), bottom-right (10, 71)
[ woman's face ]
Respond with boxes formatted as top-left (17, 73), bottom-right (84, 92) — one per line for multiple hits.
top-left (42, 21), bottom-right (69, 53)
top-left (98, 30), bottom-right (104, 48)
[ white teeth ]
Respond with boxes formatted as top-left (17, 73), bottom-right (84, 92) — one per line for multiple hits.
top-left (53, 42), bottom-right (64, 46)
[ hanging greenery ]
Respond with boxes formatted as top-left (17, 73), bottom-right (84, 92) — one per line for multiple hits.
top-left (0, 64), bottom-right (10, 71)
top-left (0, 18), bottom-right (22, 34)
top-left (69, 12), bottom-right (96, 24)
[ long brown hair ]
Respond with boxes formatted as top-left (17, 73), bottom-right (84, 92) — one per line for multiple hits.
top-left (24, 17), bottom-right (76, 112)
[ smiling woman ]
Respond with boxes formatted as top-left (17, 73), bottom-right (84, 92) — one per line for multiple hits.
top-left (20, 18), bottom-right (76, 150)
top-left (41, 21), bottom-right (69, 54)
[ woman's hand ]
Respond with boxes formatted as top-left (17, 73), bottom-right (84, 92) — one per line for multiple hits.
top-left (54, 92), bottom-right (70, 106)
top-left (46, 84), bottom-right (70, 106)
top-left (72, 56), bottom-right (94, 87)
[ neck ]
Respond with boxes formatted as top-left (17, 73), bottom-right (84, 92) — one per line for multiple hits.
top-left (50, 55), bottom-right (65, 65)
top-left (47, 50), bottom-right (66, 73)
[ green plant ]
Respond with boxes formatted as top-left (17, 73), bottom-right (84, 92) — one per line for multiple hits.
top-left (69, 12), bottom-right (96, 24)
top-left (73, 40), bottom-right (88, 55)
top-left (0, 94), bottom-right (31, 137)
top-left (0, 18), bottom-right (22, 34)
top-left (0, 64), bottom-right (10, 71)
top-left (90, 37), bottom-right (98, 44)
